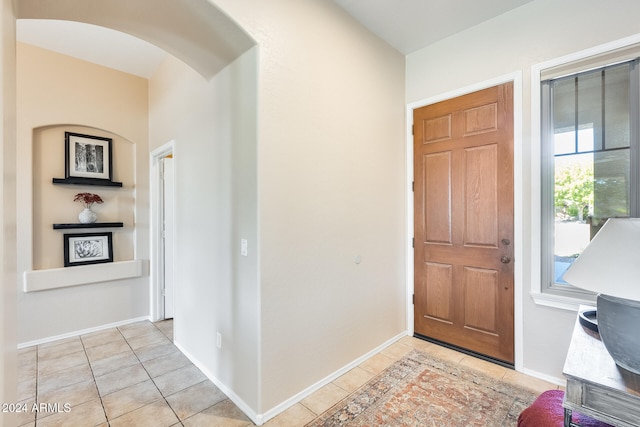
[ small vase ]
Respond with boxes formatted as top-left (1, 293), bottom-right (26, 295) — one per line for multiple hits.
top-left (78, 208), bottom-right (97, 224)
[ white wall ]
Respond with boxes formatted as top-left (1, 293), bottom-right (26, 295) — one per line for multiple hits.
top-left (152, 0), bottom-right (406, 420)
top-left (213, 0), bottom-right (406, 415)
top-left (406, 0), bottom-right (640, 380)
top-left (16, 43), bottom-right (150, 343)
top-left (0, 0), bottom-right (17, 425)
top-left (148, 48), bottom-right (260, 412)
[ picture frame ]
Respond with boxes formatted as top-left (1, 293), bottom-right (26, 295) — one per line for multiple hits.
top-left (64, 232), bottom-right (113, 267)
top-left (65, 132), bottom-right (113, 181)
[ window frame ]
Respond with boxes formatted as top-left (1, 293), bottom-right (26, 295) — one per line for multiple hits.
top-left (531, 35), bottom-right (640, 310)
top-left (541, 61), bottom-right (640, 300)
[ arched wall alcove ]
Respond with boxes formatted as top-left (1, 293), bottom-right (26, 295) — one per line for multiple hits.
top-left (15, 0), bottom-right (255, 80)
top-left (32, 125), bottom-right (135, 270)
top-left (16, 36), bottom-right (151, 294)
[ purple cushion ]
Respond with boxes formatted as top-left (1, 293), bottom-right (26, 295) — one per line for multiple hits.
top-left (518, 390), bottom-right (612, 427)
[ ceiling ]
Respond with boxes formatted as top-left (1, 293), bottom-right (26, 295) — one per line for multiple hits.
top-left (332, 0), bottom-right (535, 54)
top-left (16, 0), bottom-right (535, 78)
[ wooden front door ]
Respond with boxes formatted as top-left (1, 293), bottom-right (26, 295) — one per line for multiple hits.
top-left (413, 82), bottom-right (514, 364)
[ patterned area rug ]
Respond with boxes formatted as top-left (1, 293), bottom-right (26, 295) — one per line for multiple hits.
top-left (306, 349), bottom-right (538, 427)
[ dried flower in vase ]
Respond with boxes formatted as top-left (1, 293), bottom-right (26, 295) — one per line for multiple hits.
top-left (73, 192), bottom-right (104, 209)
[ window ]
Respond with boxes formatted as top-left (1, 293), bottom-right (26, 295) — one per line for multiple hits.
top-left (541, 60), bottom-right (640, 298)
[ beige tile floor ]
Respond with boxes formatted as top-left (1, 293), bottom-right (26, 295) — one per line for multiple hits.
top-left (16, 320), bottom-right (560, 426)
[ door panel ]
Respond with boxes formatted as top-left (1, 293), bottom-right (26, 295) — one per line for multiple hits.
top-left (463, 266), bottom-right (498, 333)
top-left (464, 144), bottom-right (498, 246)
top-left (464, 103), bottom-right (497, 135)
top-left (414, 82), bottom-right (514, 364)
top-left (424, 115), bottom-right (452, 143)
top-left (423, 152), bottom-right (452, 244)
top-left (424, 262), bottom-right (453, 322)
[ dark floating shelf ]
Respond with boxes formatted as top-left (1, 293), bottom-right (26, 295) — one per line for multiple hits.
top-left (53, 222), bottom-right (124, 230)
top-left (52, 177), bottom-right (123, 187)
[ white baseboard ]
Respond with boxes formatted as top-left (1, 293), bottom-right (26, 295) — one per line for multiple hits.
top-left (174, 331), bottom-right (408, 426)
top-left (173, 341), bottom-right (263, 425)
top-left (17, 316), bottom-right (150, 349)
top-left (260, 331), bottom-right (408, 424)
top-left (520, 367), bottom-right (566, 387)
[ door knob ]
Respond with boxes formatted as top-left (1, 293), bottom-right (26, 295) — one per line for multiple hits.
top-left (500, 256), bottom-right (511, 264)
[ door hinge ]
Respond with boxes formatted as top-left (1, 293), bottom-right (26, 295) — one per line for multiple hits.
top-left (412, 237), bottom-right (415, 248)
top-left (412, 294), bottom-right (415, 305)
top-left (412, 124), bottom-right (414, 135)
top-left (412, 181), bottom-right (414, 192)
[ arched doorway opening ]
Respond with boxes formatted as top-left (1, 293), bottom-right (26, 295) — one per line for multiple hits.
top-left (3, 0), bottom-right (256, 414)
top-left (15, 0), bottom-right (254, 80)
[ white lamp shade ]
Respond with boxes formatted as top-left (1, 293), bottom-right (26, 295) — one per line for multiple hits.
top-left (563, 218), bottom-right (640, 301)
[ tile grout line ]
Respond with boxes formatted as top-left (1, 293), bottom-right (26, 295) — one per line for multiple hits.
top-left (109, 321), bottom-right (200, 425)
top-left (88, 323), bottom-right (178, 425)
top-left (80, 331), bottom-right (114, 427)
top-left (128, 321), bottom-right (184, 425)
top-left (24, 322), bottom-right (224, 427)
top-left (98, 324), bottom-right (161, 424)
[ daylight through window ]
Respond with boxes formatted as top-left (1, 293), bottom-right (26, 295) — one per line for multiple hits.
top-left (541, 60), bottom-right (639, 296)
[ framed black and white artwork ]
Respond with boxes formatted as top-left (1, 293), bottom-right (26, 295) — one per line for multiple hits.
top-left (64, 232), bottom-right (113, 267)
top-left (65, 132), bottom-right (113, 181)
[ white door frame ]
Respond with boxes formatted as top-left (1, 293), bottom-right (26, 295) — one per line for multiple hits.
top-left (163, 156), bottom-right (175, 319)
top-left (406, 71), bottom-right (524, 371)
top-left (150, 141), bottom-right (175, 321)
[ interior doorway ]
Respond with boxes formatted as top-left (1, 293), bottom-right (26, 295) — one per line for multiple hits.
top-left (151, 142), bottom-right (176, 322)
